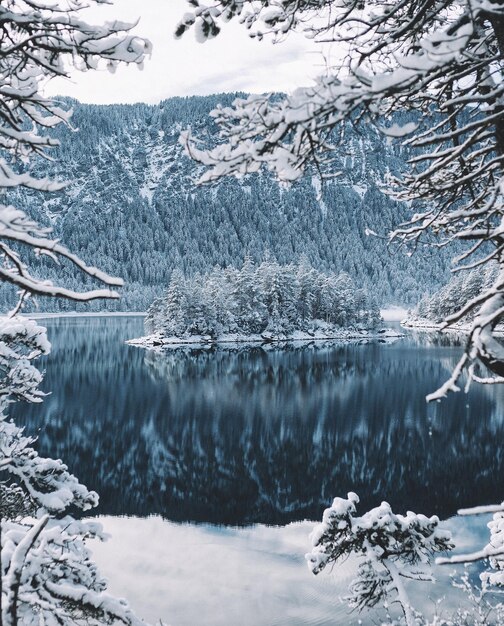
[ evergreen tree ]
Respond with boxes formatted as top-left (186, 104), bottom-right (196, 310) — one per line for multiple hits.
top-left (144, 257), bottom-right (380, 340)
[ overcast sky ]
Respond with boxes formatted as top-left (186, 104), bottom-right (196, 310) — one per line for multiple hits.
top-left (44, 0), bottom-right (324, 105)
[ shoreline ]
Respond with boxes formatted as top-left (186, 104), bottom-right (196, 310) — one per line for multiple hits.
top-left (127, 327), bottom-right (405, 349)
top-left (402, 318), bottom-right (504, 335)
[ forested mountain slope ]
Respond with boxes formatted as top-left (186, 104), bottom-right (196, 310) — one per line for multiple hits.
top-left (5, 95), bottom-right (451, 311)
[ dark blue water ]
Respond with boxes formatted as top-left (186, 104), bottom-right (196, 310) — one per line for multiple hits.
top-left (11, 316), bottom-right (504, 524)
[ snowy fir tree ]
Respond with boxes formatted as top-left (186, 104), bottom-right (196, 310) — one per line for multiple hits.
top-left (232, 256), bottom-right (267, 334)
top-left (306, 493), bottom-right (453, 626)
top-left (144, 257), bottom-right (381, 341)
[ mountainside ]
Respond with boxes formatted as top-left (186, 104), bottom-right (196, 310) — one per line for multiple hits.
top-left (5, 94), bottom-right (452, 311)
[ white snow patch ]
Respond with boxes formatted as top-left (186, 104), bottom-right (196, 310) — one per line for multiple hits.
top-left (352, 183), bottom-right (368, 199)
top-left (139, 185), bottom-right (154, 203)
top-left (127, 327), bottom-right (405, 349)
top-left (379, 122), bottom-right (419, 138)
top-left (403, 317), bottom-right (504, 335)
top-left (139, 140), bottom-right (178, 204)
top-left (311, 176), bottom-right (328, 217)
top-left (380, 307), bottom-right (409, 322)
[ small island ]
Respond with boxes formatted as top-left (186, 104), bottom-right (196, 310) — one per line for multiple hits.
top-left (129, 257), bottom-right (402, 348)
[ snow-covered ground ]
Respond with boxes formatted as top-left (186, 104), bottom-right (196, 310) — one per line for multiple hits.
top-left (127, 327), bottom-right (405, 349)
top-left (402, 317), bottom-right (504, 334)
top-left (89, 514), bottom-right (492, 626)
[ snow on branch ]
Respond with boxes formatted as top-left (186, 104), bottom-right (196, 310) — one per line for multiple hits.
top-left (437, 510), bottom-right (504, 591)
top-left (0, 0), bottom-right (151, 160)
top-left (1, 514), bottom-right (151, 626)
top-left (1, 416), bottom-right (100, 513)
top-left (0, 0), bottom-right (151, 308)
top-left (177, 0), bottom-right (504, 398)
top-left (0, 316), bottom-right (49, 404)
top-left (458, 502), bottom-right (504, 516)
top-left (306, 493), bottom-right (453, 625)
top-left (0, 205), bottom-right (123, 303)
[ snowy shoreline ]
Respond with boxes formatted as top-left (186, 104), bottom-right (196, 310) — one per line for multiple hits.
top-left (127, 327), bottom-right (405, 349)
top-left (402, 318), bottom-right (504, 334)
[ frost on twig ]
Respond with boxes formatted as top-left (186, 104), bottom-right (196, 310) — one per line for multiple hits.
top-left (437, 502), bottom-right (504, 591)
top-left (427, 263), bottom-right (504, 400)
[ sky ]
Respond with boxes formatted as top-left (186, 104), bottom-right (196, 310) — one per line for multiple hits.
top-left (44, 0), bottom-right (325, 105)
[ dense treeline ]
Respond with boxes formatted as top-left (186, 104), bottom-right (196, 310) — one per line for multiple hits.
top-left (145, 257), bottom-right (380, 338)
top-left (407, 263), bottom-right (498, 324)
top-left (0, 95), bottom-right (453, 312)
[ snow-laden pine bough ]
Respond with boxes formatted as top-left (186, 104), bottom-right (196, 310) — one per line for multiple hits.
top-left (306, 493), bottom-right (504, 625)
top-left (437, 500), bottom-right (504, 586)
top-left (176, 0), bottom-right (504, 401)
top-left (0, 0), bottom-right (152, 313)
top-left (0, 317), bottom-right (155, 626)
top-left (305, 493), bottom-right (454, 626)
top-left (0, 1), bottom-right (154, 624)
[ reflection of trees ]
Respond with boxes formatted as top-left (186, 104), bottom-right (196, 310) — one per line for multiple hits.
top-left (407, 330), bottom-right (504, 418)
top-left (12, 320), bottom-right (504, 524)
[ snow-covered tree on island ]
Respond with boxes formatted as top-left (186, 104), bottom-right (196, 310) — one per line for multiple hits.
top-left (233, 255), bottom-right (267, 334)
top-left (144, 257), bottom-right (380, 341)
top-left (296, 255), bottom-right (317, 322)
top-left (0, 1), bottom-right (152, 624)
top-left (176, 0), bottom-right (504, 400)
top-left (306, 493), bottom-right (453, 626)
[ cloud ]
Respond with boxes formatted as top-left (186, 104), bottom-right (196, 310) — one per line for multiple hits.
top-left (43, 0), bottom-right (322, 104)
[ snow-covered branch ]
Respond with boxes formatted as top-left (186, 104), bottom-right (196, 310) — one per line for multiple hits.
top-left (2, 515), bottom-right (150, 626)
top-left (0, 0), bottom-right (151, 308)
top-left (306, 493), bottom-right (453, 622)
top-left (177, 0), bottom-right (504, 398)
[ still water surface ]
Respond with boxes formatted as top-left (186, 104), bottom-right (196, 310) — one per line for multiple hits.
top-left (13, 315), bottom-right (504, 523)
top-left (11, 316), bottom-right (504, 624)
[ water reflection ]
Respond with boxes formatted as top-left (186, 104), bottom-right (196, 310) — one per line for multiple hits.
top-left (89, 513), bottom-right (493, 626)
top-left (11, 317), bottom-right (504, 524)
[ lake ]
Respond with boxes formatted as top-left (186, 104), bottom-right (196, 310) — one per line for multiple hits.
top-left (11, 315), bottom-right (504, 624)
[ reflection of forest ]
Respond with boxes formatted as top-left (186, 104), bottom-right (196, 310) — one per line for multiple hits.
top-left (12, 318), bottom-right (504, 524)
